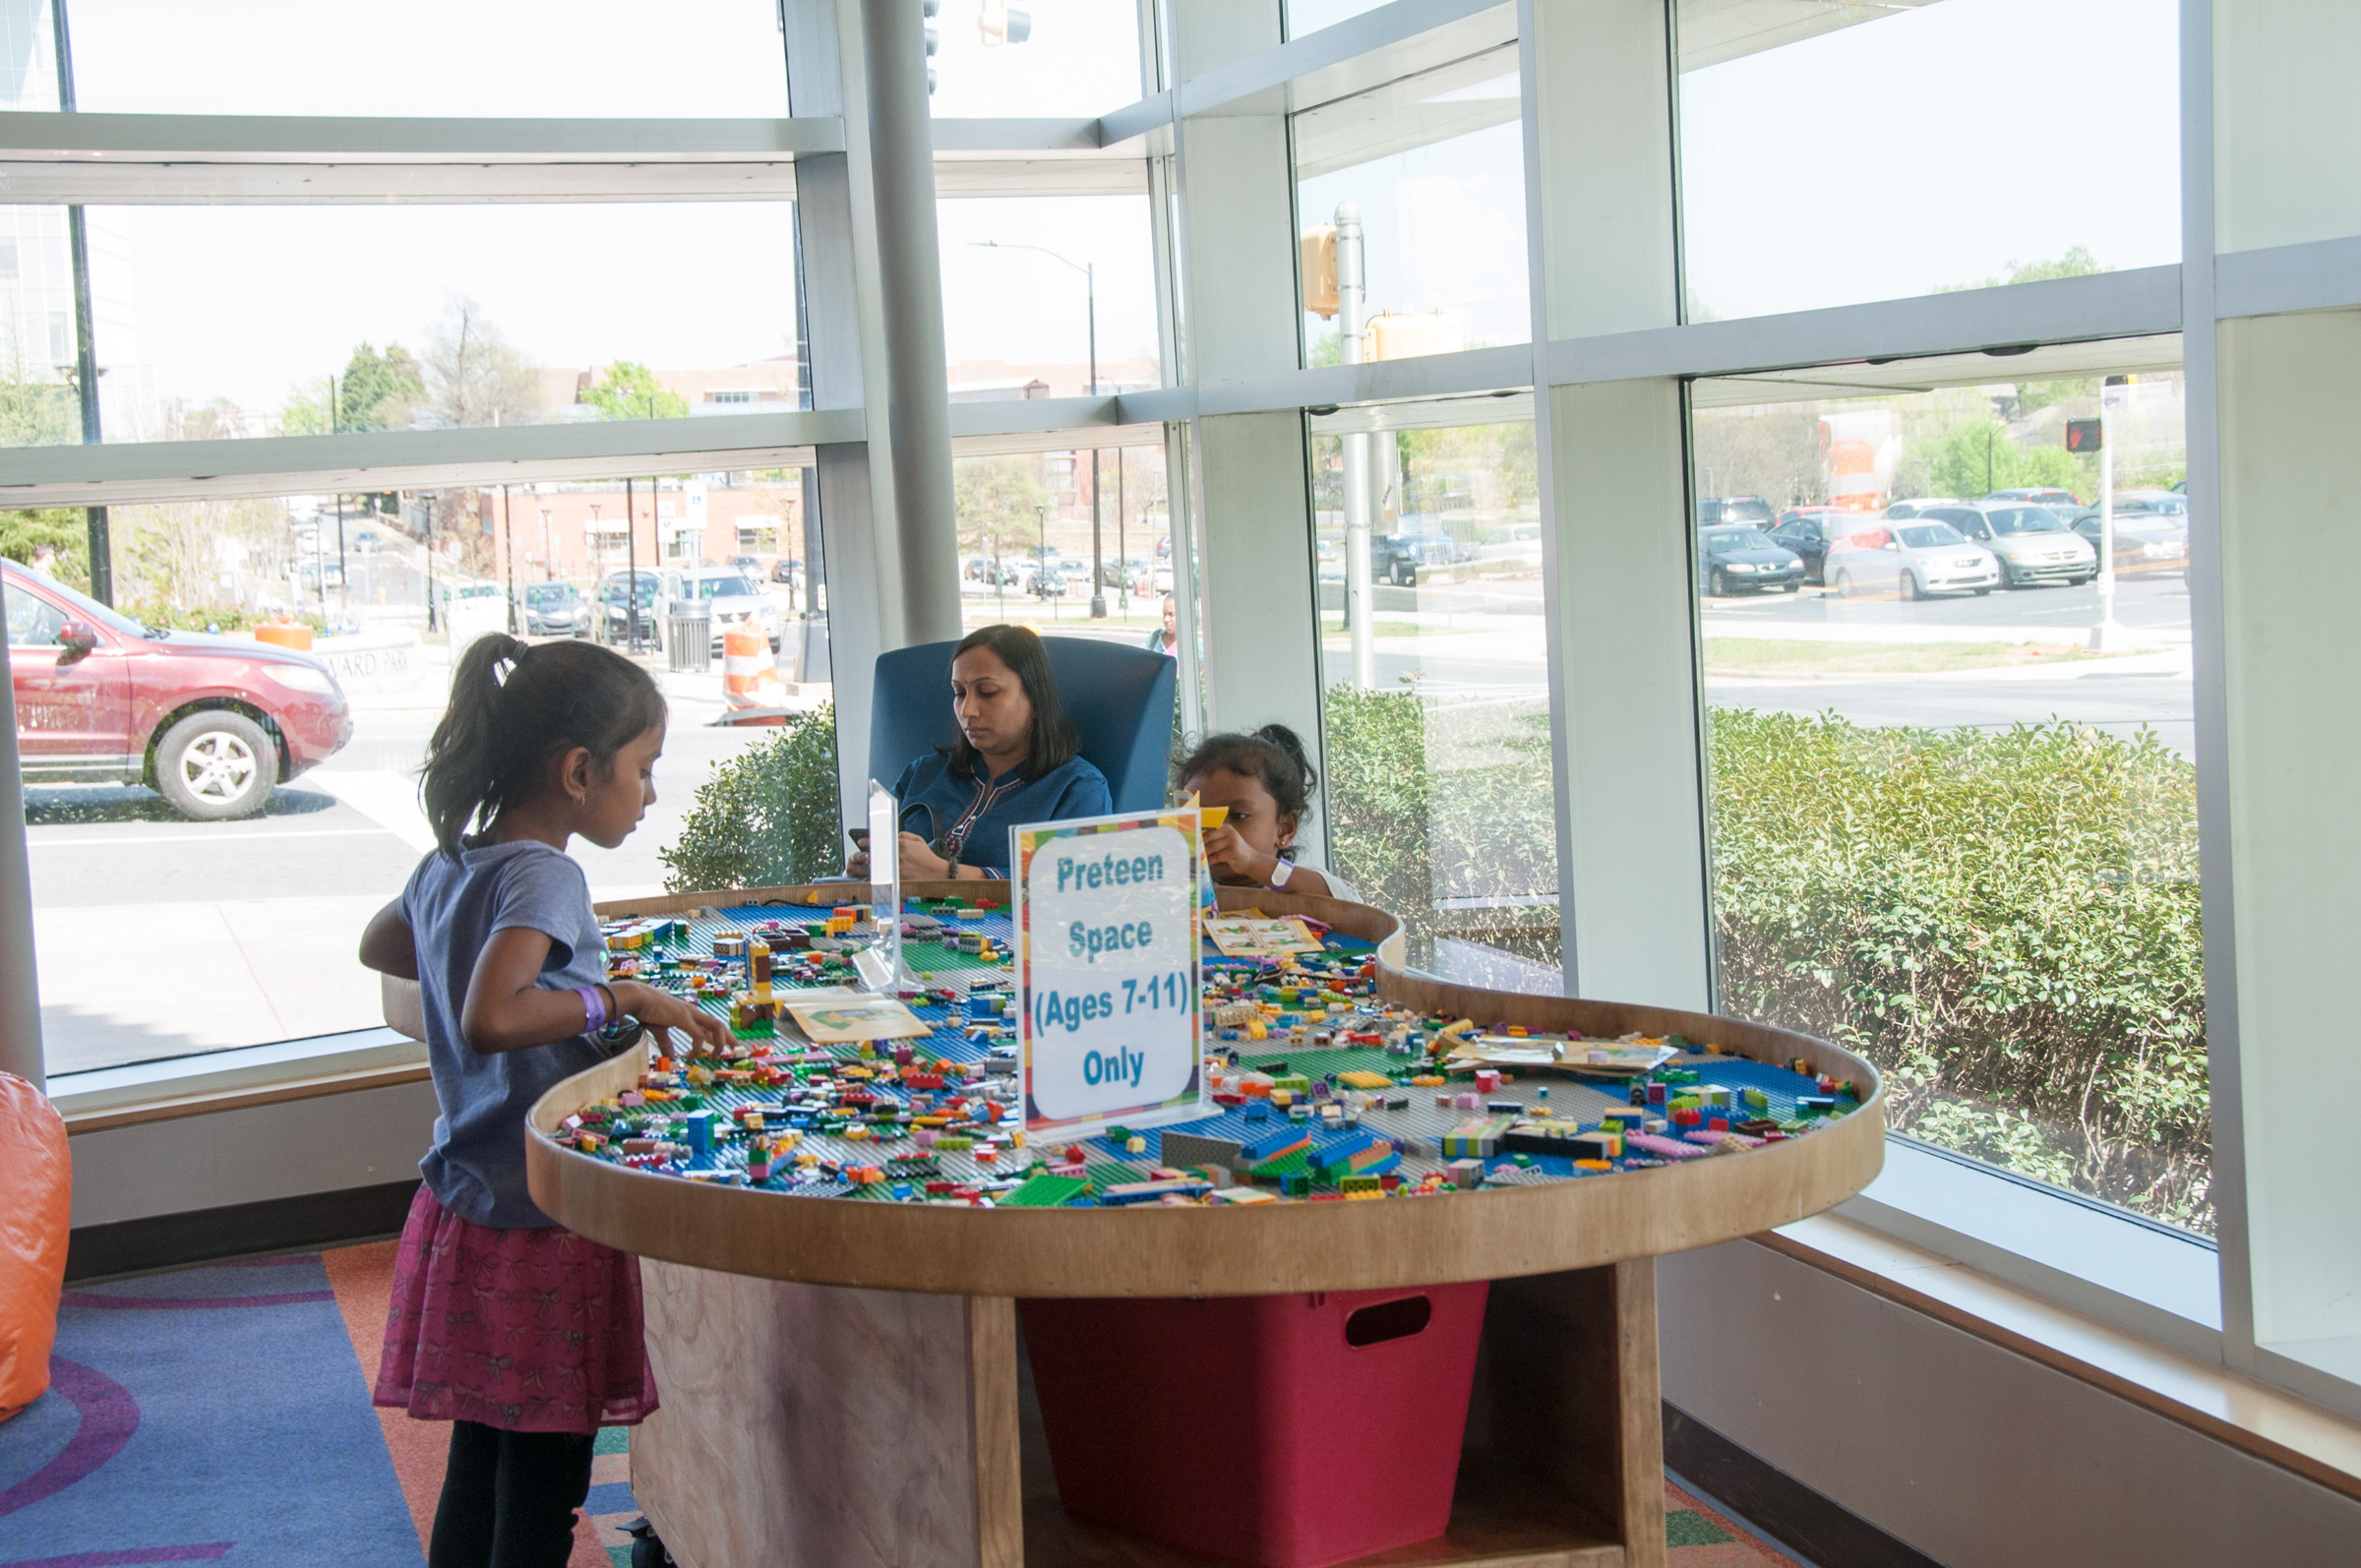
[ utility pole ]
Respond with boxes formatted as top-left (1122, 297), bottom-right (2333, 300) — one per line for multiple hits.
top-left (1337, 201), bottom-right (1375, 689)
top-left (973, 240), bottom-right (1103, 615)
top-left (421, 494), bottom-right (438, 633)
top-left (2089, 377), bottom-right (2131, 652)
top-left (330, 373), bottom-right (348, 619)
top-left (1116, 445), bottom-right (1128, 613)
top-left (51, 0), bottom-right (108, 604)
top-left (501, 484), bottom-right (515, 633)
top-left (626, 478), bottom-right (639, 652)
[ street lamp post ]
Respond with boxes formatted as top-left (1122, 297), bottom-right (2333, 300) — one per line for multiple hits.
top-left (975, 239), bottom-right (1104, 617)
top-left (2089, 376), bottom-right (2132, 652)
top-left (1337, 201), bottom-right (1376, 689)
top-left (1034, 503), bottom-right (1055, 620)
top-left (540, 507), bottom-right (554, 581)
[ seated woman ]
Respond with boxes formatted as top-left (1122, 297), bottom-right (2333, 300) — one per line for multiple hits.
top-left (1175, 724), bottom-right (1358, 902)
top-left (853, 624), bottom-right (1112, 881)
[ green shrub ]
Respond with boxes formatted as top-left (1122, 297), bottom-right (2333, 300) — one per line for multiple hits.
top-left (1322, 685), bottom-right (1561, 969)
top-left (659, 705), bottom-right (844, 893)
top-left (1322, 688), bottom-right (2210, 1231)
top-left (1708, 706), bottom-right (2208, 1231)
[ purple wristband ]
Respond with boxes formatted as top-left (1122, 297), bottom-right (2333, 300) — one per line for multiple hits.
top-left (575, 985), bottom-right (607, 1033)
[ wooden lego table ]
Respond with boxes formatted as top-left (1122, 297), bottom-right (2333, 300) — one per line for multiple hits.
top-left (515, 883), bottom-right (1886, 1568)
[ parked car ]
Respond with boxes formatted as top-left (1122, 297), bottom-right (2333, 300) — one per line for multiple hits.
top-left (676, 567), bottom-right (782, 653)
top-left (1826, 521), bottom-right (2000, 600)
top-left (1881, 498), bottom-right (1965, 520)
top-left (1371, 532), bottom-right (1464, 585)
top-left (5, 561), bottom-right (351, 820)
top-left (1984, 487), bottom-right (2085, 511)
top-left (595, 569), bottom-right (667, 648)
top-left (1696, 495), bottom-right (1777, 528)
top-left (1697, 525), bottom-right (1804, 595)
top-left (1911, 504), bottom-right (2095, 587)
top-left (521, 580), bottom-right (586, 637)
top-left (1767, 508), bottom-right (1868, 585)
top-left (772, 558), bottom-right (801, 585)
top-left (2069, 512), bottom-right (2189, 573)
top-left (728, 555), bottom-right (763, 573)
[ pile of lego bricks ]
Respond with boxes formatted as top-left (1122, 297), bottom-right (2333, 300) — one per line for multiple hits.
top-left (556, 899), bottom-right (1864, 1206)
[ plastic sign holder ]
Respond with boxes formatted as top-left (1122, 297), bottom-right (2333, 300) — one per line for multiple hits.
top-left (1012, 804), bottom-right (1205, 1146)
top-left (854, 778), bottom-right (906, 994)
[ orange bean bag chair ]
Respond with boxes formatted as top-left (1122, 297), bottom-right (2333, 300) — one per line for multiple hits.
top-left (0, 1071), bottom-right (70, 1422)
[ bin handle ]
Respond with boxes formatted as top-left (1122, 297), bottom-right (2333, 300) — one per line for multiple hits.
top-left (1344, 1295), bottom-right (1432, 1348)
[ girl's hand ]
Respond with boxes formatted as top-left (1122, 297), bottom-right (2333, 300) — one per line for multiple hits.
top-left (1202, 824), bottom-right (1278, 887)
top-left (897, 831), bottom-right (954, 880)
top-left (616, 982), bottom-right (735, 1056)
top-left (358, 899), bottom-right (419, 980)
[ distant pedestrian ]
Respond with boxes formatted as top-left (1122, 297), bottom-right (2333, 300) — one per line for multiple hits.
top-left (28, 543), bottom-right (56, 577)
top-left (1145, 592), bottom-right (1178, 656)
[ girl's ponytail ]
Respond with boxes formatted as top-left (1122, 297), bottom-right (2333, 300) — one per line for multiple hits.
top-left (419, 635), bottom-right (664, 857)
top-left (1252, 722), bottom-right (1317, 801)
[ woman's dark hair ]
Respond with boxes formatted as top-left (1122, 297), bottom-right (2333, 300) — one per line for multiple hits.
top-left (1175, 724), bottom-right (1317, 860)
top-left (944, 624), bottom-right (1080, 781)
top-left (420, 634), bottom-right (666, 856)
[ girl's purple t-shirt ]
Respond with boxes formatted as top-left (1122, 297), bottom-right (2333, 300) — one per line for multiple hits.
top-left (400, 839), bottom-right (621, 1229)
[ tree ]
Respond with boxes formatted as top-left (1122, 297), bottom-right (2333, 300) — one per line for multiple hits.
top-left (953, 453), bottom-right (1052, 555)
top-left (581, 360), bottom-right (689, 421)
top-left (1908, 415), bottom-right (2094, 503)
top-left (0, 509), bottom-right (89, 589)
top-left (1938, 245), bottom-right (2106, 294)
top-left (1691, 402), bottom-right (1828, 508)
top-left (0, 327), bottom-right (76, 448)
top-left (340, 341), bottom-right (424, 431)
top-left (422, 298), bottom-right (542, 429)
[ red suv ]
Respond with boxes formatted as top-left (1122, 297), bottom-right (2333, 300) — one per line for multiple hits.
top-left (6, 562), bottom-right (353, 820)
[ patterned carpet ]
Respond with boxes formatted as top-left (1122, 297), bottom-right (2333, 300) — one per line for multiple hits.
top-left (1, 1243), bottom-right (1800, 1568)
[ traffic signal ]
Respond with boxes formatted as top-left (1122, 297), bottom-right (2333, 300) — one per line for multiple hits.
top-left (1301, 225), bottom-right (1338, 319)
top-left (2064, 417), bottom-right (2102, 454)
top-left (980, 0), bottom-right (1031, 44)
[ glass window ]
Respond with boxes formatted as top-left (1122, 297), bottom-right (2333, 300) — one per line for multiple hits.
top-left (1308, 406), bottom-right (1558, 991)
top-left (1294, 47), bottom-right (1529, 367)
top-left (1675, 0), bottom-right (2179, 321)
top-left (1286, 0), bottom-right (1389, 37)
top-left (19, 467), bottom-right (825, 1077)
top-left (1692, 349), bottom-right (2207, 1233)
top-left (938, 198), bottom-right (1161, 396)
top-left (64, 0), bottom-right (790, 116)
top-left (949, 437), bottom-right (1172, 640)
top-left (927, 0), bottom-right (1142, 117)
top-left (56, 204), bottom-right (803, 448)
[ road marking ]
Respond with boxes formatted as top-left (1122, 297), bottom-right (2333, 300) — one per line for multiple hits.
top-left (27, 826), bottom-right (403, 849)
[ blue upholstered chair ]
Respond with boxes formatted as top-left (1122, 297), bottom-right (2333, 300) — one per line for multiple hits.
top-left (868, 635), bottom-right (1179, 814)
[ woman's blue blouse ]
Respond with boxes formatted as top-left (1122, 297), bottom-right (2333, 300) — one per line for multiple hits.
top-left (889, 753), bottom-right (1113, 877)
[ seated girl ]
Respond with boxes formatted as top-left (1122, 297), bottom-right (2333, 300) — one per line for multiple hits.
top-left (1175, 724), bottom-right (1358, 903)
top-left (853, 624), bottom-right (1112, 880)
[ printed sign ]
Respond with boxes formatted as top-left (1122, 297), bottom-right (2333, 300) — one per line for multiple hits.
top-left (1013, 807), bottom-right (1204, 1143)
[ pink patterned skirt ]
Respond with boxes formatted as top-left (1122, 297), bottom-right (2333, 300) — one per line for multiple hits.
top-left (374, 1185), bottom-right (659, 1433)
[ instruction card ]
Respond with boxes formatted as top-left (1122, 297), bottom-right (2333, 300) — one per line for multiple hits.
top-left (1012, 806), bottom-right (1205, 1143)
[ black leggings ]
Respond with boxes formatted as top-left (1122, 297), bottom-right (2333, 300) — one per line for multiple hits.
top-left (426, 1419), bottom-right (596, 1568)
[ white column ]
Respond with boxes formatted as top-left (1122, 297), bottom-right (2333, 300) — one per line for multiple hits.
top-left (1544, 380), bottom-right (1711, 1009)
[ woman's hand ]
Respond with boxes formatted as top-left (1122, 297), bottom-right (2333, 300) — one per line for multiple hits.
top-left (845, 847), bottom-right (871, 879)
top-left (897, 831), bottom-right (955, 880)
top-left (615, 981), bottom-right (735, 1057)
top-left (1202, 824), bottom-right (1279, 888)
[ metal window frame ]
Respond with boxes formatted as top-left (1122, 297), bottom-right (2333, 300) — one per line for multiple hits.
top-left (3, 0), bottom-right (2344, 1419)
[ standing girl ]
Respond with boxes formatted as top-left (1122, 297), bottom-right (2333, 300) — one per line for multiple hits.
top-left (1176, 724), bottom-right (1360, 903)
top-left (358, 634), bottom-right (730, 1568)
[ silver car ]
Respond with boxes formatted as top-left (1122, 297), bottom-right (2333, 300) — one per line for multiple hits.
top-left (676, 567), bottom-right (782, 653)
top-left (1915, 504), bottom-right (2096, 588)
top-left (1827, 520), bottom-right (2001, 600)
